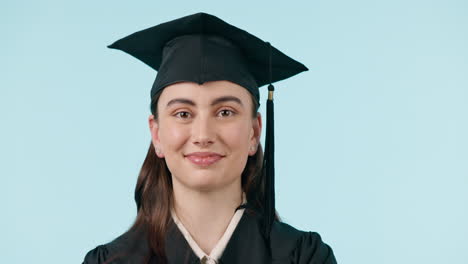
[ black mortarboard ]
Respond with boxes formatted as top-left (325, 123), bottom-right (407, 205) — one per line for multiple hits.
top-left (108, 12), bottom-right (308, 243)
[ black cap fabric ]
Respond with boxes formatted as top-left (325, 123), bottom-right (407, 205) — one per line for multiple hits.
top-left (107, 12), bottom-right (307, 101)
top-left (108, 12), bottom-right (308, 243)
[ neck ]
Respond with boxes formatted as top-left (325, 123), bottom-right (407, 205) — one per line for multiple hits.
top-left (172, 178), bottom-right (243, 255)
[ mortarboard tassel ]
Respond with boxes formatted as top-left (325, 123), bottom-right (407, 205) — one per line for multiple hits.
top-left (263, 42), bottom-right (276, 242)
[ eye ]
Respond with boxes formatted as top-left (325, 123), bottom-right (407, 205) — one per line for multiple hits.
top-left (218, 109), bottom-right (235, 117)
top-left (175, 111), bottom-right (191, 119)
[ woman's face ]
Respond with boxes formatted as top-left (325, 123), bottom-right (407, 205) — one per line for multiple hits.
top-left (149, 80), bottom-right (262, 192)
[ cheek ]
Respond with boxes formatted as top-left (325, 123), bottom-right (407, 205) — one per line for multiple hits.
top-left (222, 121), bottom-right (252, 149)
top-left (159, 123), bottom-right (190, 150)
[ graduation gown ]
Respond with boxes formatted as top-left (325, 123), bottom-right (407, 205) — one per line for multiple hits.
top-left (82, 210), bottom-right (337, 264)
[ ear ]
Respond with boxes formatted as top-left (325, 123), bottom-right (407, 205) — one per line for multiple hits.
top-left (249, 112), bottom-right (262, 156)
top-left (148, 114), bottom-right (165, 158)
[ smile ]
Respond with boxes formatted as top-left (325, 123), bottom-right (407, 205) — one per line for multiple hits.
top-left (184, 152), bottom-right (224, 167)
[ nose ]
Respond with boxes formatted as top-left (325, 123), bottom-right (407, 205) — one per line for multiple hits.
top-left (191, 114), bottom-right (215, 148)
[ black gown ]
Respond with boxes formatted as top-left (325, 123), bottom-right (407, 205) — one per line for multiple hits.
top-left (82, 210), bottom-right (337, 264)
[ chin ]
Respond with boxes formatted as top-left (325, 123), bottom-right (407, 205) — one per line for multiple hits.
top-left (176, 170), bottom-right (238, 192)
top-left (186, 172), bottom-right (225, 190)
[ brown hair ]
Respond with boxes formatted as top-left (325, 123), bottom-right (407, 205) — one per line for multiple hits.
top-left (123, 90), bottom-right (266, 263)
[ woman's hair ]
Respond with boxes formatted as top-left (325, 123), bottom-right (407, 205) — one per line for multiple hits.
top-left (123, 89), bottom-right (267, 263)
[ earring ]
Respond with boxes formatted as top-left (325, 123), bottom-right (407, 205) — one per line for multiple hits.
top-left (250, 145), bottom-right (256, 152)
top-left (155, 148), bottom-right (161, 155)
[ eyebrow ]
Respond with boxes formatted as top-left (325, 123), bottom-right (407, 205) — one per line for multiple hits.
top-left (166, 96), bottom-right (244, 108)
top-left (166, 98), bottom-right (195, 108)
top-left (210, 96), bottom-right (243, 107)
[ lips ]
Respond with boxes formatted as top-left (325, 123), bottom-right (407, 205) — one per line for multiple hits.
top-left (185, 152), bottom-right (225, 166)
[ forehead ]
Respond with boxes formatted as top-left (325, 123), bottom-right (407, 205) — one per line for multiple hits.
top-left (158, 80), bottom-right (253, 105)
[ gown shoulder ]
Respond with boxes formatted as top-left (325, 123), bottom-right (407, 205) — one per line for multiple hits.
top-left (82, 244), bottom-right (109, 264)
top-left (270, 221), bottom-right (337, 264)
top-left (82, 228), bottom-right (148, 264)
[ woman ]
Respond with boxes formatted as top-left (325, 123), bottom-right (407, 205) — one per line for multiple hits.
top-left (83, 12), bottom-right (337, 264)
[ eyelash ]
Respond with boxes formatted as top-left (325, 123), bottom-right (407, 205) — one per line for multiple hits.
top-left (173, 109), bottom-right (236, 119)
top-left (217, 109), bottom-right (235, 117)
top-left (174, 111), bottom-right (191, 119)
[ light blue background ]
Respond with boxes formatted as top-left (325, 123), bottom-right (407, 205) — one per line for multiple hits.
top-left (2, 0), bottom-right (467, 263)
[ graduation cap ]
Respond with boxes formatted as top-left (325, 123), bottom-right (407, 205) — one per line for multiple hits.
top-left (108, 12), bottom-right (308, 242)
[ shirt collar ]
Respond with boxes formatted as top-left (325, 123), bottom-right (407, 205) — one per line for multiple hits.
top-left (170, 193), bottom-right (247, 263)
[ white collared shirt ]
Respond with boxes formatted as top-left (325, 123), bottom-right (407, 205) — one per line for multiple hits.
top-left (171, 194), bottom-right (246, 264)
